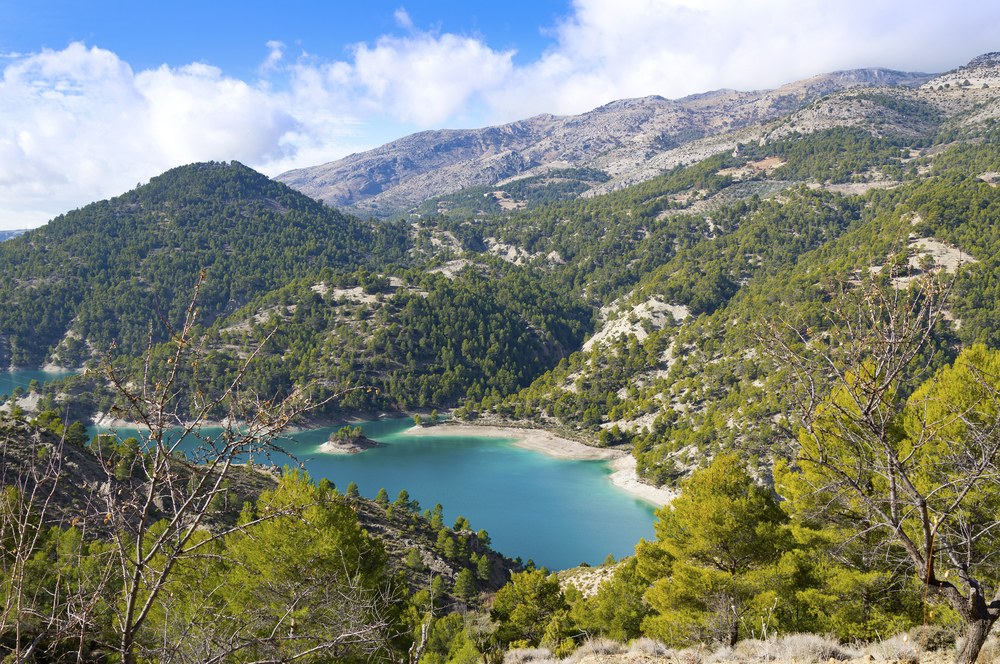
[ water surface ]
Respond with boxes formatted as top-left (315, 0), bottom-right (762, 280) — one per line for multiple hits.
top-left (0, 370), bottom-right (76, 399)
top-left (286, 419), bottom-right (658, 570)
top-left (3, 365), bottom-right (659, 571)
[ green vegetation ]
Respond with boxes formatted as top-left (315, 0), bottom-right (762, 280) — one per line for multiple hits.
top-left (0, 161), bottom-right (408, 366)
top-left (9, 74), bottom-right (1000, 663)
top-left (407, 167), bottom-right (612, 219)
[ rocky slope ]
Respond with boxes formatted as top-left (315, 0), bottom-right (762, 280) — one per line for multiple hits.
top-left (275, 69), bottom-right (934, 218)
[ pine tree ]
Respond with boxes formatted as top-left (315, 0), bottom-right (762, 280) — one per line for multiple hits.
top-left (405, 548), bottom-right (424, 571)
top-left (431, 575), bottom-right (446, 599)
top-left (455, 568), bottom-right (478, 601)
top-left (477, 554), bottom-right (493, 582)
top-left (436, 528), bottom-right (450, 553)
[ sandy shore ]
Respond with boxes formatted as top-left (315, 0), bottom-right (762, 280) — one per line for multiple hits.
top-left (403, 423), bottom-right (677, 506)
top-left (608, 456), bottom-right (677, 507)
top-left (403, 423), bottom-right (621, 460)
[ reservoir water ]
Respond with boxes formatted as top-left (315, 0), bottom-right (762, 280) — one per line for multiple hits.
top-left (0, 370), bottom-right (76, 398)
top-left (3, 371), bottom-right (659, 570)
top-left (285, 418), bottom-right (659, 571)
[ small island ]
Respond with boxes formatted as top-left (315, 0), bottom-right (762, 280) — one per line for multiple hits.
top-left (317, 425), bottom-right (380, 454)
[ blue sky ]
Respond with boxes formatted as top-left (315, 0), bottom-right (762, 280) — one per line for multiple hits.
top-left (2, 0), bottom-right (999, 229)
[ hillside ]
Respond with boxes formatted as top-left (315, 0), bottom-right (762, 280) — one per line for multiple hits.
top-left (10, 51), bottom-right (1000, 664)
top-left (2, 54), bottom-right (1000, 483)
top-left (275, 68), bottom-right (933, 218)
top-left (0, 161), bottom-right (410, 369)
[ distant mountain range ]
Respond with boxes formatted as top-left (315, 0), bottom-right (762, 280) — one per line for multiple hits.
top-left (0, 229), bottom-right (27, 242)
top-left (276, 67), bottom-right (935, 218)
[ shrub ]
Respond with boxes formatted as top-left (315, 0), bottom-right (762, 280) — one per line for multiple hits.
top-left (907, 624), bottom-right (957, 652)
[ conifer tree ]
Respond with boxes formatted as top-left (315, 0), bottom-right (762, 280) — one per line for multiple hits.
top-left (455, 569), bottom-right (478, 602)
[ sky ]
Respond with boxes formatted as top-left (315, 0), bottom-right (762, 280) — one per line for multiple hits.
top-left (1, 0), bottom-right (999, 230)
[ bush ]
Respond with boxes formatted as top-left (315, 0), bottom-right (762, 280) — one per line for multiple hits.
top-left (907, 625), bottom-right (957, 652)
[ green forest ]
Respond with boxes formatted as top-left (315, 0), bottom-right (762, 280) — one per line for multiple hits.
top-left (6, 77), bottom-right (1000, 663)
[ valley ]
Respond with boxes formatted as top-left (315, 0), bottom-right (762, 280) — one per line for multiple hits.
top-left (6, 50), bottom-right (1000, 664)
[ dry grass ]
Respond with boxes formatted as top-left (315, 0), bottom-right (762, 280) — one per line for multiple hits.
top-left (705, 634), bottom-right (861, 663)
top-left (866, 634), bottom-right (921, 663)
top-left (519, 631), bottom-right (966, 664)
top-left (561, 638), bottom-right (625, 663)
top-left (504, 647), bottom-right (555, 664)
top-left (628, 637), bottom-right (672, 657)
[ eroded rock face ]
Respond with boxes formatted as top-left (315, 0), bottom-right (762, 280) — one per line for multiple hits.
top-left (275, 68), bottom-right (935, 217)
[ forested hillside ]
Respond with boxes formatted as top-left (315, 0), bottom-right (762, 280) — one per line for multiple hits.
top-left (9, 52), bottom-right (1000, 664)
top-left (1, 58), bottom-right (999, 474)
top-left (0, 161), bottom-right (409, 367)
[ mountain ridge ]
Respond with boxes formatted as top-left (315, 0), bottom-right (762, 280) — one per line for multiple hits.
top-left (275, 67), bottom-right (935, 217)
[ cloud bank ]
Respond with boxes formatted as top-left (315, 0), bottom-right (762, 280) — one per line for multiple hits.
top-left (2, 0), bottom-right (998, 228)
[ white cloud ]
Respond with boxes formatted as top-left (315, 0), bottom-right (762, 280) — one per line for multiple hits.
top-left (483, 0), bottom-right (1000, 118)
top-left (3, 1), bottom-right (1000, 228)
top-left (346, 33), bottom-right (515, 125)
top-left (0, 43), bottom-right (352, 229)
top-left (260, 40), bottom-right (286, 74)
top-left (394, 8), bottom-right (414, 29)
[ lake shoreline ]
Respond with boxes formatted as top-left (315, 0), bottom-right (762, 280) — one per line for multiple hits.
top-left (402, 422), bottom-right (676, 506)
top-left (82, 408), bottom-right (678, 507)
top-left (403, 423), bottom-right (622, 460)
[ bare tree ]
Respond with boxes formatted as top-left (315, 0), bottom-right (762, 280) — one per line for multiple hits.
top-left (1, 419), bottom-right (121, 662)
top-left (2, 274), bottom-right (395, 663)
top-left (764, 268), bottom-right (1000, 664)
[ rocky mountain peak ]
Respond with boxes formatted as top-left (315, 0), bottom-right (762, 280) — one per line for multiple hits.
top-left (923, 52), bottom-right (1000, 88)
top-left (275, 64), bottom-right (943, 219)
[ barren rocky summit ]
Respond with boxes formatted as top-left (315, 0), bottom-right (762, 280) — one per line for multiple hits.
top-left (275, 68), bottom-right (934, 218)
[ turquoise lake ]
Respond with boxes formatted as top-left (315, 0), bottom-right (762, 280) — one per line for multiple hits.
top-left (0, 370), bottom-right (76, 398)
top-left (281, 418), bottom-right (659, 571)
top-left (3, 370), bottom-right (660, 570)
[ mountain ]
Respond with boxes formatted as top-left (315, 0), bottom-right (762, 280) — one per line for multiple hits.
top-left (0, 161), bottom-right (409, 368)
top-left (4, 53), bottom-right (1000, 488)
top-left (13, 51), bottom-right (1000, 664)
top-left (275, 68), bottom-right (934, 218)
